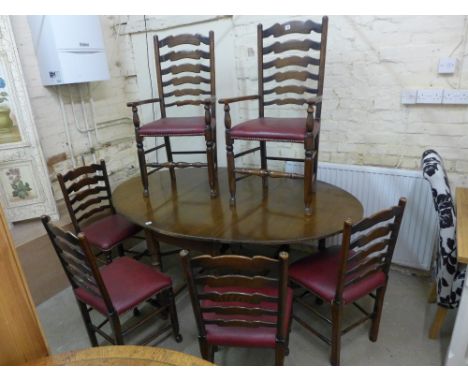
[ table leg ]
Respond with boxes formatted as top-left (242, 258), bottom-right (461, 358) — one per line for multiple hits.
top-left (144, 229), bottom-right (162, 270)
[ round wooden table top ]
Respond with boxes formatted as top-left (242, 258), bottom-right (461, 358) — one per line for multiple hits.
top-left (113, 168), bottom-right (363, 246)
top-left (27, 345), bottom-right (213, 366)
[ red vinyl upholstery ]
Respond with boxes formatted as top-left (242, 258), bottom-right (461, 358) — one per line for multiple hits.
top-left (289, 247), bottom-right (387, 304)
top-left (81, 214), bottom-right (141, 251)
top-left (202, 285), bottom-right (293, 348)
top-left (75, 257), bottom-right (172, 315)
top-left (139, 117), bottom-right (207, 137)
top-left (230, 117), bottom-right (315, 142)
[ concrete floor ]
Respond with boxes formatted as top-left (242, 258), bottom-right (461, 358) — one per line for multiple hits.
top-left (36, 249), bottom-right (456, 366)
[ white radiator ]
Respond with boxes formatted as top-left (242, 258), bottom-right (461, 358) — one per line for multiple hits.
top-left (315, 162), bottom-right (438, 271)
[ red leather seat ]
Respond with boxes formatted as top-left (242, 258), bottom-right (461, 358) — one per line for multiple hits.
top-left (202, 285), bottom-right (293, 348)
top-left (289, 247), bottom-right (387, 304)
top-left (81, 214), bottom-right (141, 251)
top-left (230, 117), bottom-right (316, 142)
top-left (139, 117), bottom-right (207, 137)
top-left (75, 257), bottom-right (172, 315)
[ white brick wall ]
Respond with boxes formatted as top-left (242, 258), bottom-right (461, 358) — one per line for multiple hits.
top-left (10, 15), bottom-right (468, 205)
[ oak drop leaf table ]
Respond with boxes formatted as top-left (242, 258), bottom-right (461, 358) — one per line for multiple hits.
top-left (113, 168), bottom-right (363, 254)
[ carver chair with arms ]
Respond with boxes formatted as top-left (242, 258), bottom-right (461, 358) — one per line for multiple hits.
top-left (180, 250), bottom-right (292, 365)
top-left (289, 198), bottom-right (406, 365)
top-left (219, 17), bottom-right (328, 214)
top-left (128, 31), bottom-right (217, 198)
top-left (41, 215), bottom-right (182, 347)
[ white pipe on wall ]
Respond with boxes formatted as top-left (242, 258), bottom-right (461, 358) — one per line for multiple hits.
top-left (57, 86), bottom-right (77, 168)
top-left (78, 83), bottom-right (97, 163)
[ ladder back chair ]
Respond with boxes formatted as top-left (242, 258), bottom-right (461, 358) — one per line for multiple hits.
top-left (219, 17), bottom-right (328, 214)
top-left (289, 198), bottom-right (406, 365)
top-left (57, 160), bottom-right (144, 265)
top-left (180, 250), bottom-right (292, 366)
top-left (421, 149), bottom-right (466, 339)
top-left (128, 31), bottom-right (218, 198)
top-left (41, 215), bottom-right (182, 347)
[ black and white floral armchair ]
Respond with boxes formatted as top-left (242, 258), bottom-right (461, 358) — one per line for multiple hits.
top-left (421, 149), bottom-right (466, 337)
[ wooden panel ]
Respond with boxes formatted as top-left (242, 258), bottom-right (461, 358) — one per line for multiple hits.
top-left (456, 187), bottom-right (468, 264)
top-left (0, 204), bottom-right (49, 364)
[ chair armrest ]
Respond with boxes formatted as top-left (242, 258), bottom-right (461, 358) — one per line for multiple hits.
top-left (306, 96), bottom-right (322, 105)
top-left (202, 96), bottom-right (217, 105)
top-left (126, 98), bottom-right (161, 108)
top-left (218, 95), bottom-right (259, 105)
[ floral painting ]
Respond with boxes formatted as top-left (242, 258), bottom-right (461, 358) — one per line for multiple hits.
top-left (0, 162), bottom-right (39, 206)
top-left (0, 69), bottom-right (22, 145)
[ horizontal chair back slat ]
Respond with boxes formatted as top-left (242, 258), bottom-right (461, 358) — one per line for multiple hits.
top-left (263, 55), bottom-right (320, 70)
top-left (263, 20), bottom-right (323, 38)
top-left (160, 63), bottom-right (210, 76)
top-left (263, 39), bottom-right (321, 55)
top-left (263, 85), bottom-right (317, 96)
top-left (190, 254), bottom-right (278, 273)
top-left (203, 319), bottom-right (277, 328)
top-left (200, 306), bottom-right (278, 316)
top-left (160, 49), bottom-right (210, 62)
top-left (159, 33), bottom-right (210, 48)
top-left (195, 274), bottom-right (278, 289)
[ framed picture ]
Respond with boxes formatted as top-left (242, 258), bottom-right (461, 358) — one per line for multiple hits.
top-left (0, 160), bottom-right (44, 208)
top-left (0, 59), bottom-right (23, 147)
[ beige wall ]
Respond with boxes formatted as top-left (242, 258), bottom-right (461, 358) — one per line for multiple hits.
top-left (10, 15), bottom-right (468, 205)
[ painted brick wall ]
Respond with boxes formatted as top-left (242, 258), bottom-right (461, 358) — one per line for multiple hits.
top-left (10, 15), bottom-right (468, 207)
top-left (10, 15), bottom-right (140, 201)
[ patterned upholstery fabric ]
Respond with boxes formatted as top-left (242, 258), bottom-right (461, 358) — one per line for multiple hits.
top-left (421, 149), bottom-right (466, 308)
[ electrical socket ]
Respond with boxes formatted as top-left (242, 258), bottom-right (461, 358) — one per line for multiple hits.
top-left (442, 89), bottom-right (468, 104)
top-left (438, 57), bottom-right (457, 74)
top-left (401, 89), bottom-right (418, 104)
top-left (416, 89), bottom-right (443, 104)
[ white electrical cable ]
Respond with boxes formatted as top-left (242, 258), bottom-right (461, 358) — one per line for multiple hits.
top-left (78, 83), bottom-right (97, 163)
top-left (87, 82), bottom-right (101, 145)
top-left (57, 86), bottom-right (77, 168)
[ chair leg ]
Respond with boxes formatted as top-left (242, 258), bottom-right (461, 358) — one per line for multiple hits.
top-left (104, 250), bottom-right (113, 264)
top-left (226, 134), bottom-right (236, 206)
top-left (330, 301), bottom-right (343, 366)
top-left (136, 133), bottom-right (149, 197)
top-left (109, 312), bottom-right (124, 345)
top-left (428, 281), bottom-right (437, 303)
top-left (429, 306), bottom-right (449, 339)
top-left (164, 136), bottom-right (176, 182)
top-left (77, 301), bottom-right (98, 347)
top-left (117, 244), bottom-right (125, 257)
top-left (205, 129), bottom-right (218, 198)
top-left (166, 288), bottom-right (183, 343)
top-left (275, 341), bottom-right (286, 366)
top-left (198, 338), bottom-right (214, 362)
top-left (260, 141), bottom-right (268, 190)
top-left (370, 286), bottom-right (387, 342)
